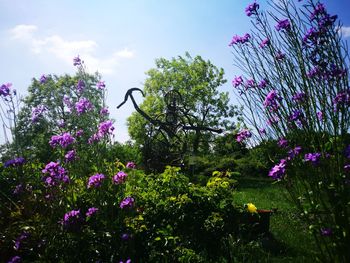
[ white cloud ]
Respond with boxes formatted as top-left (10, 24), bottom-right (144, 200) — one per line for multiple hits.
top-left (8, 24), bottom-right (135, 74)
top-left (339, 26), bottom-right (350, 38)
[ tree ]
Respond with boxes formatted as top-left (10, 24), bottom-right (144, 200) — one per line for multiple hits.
top-left (127, 53), bottom-right (241, 171)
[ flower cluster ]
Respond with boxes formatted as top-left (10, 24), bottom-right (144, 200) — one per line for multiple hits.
top-left (96, 81), bottom-right (106, 90)
top-left (126, 161), bottom-right (136, 169)
top-left (259, 38), bottom-right (270, 48)
top-left (100, 107), bottom-right (109, 116)
top-left (64, 150), bottom-right (77, 162)
top-left (236, 129), bottom-right (252, 143)
top-left (268, 159), bottom-right (287, 180)
top-left (76, 80), bottom-right (85, 93)
top-left (0, 83), bottom-right (12, 97)
top-left (62, 209), bottom-right (81, 227)
top-left (245, 2), bottom-right (259, 16)
top-left (86, 207), bottom-right (99, 217)
top-left (31, 105), bottom-right (47, 123)
top-left (14, 231), bottom-right (30, 250)
top-left (292, 92), bottom-right (307, 103)
top-left (229, 33), bottom-right (251, 46)
top-left (4, 157), bottom-right (25, 168)
top-left (87, 173), bottom-right (105, 188)
top-left (275, 19), bottom-right (291, 31)
top-left (304, 152), bottom-right (321, 166)
top-left (232, 76), bottom-right (243, 88)
top-left (42, 161), bottom-right (69, 186)
top-left (75, 97), bottom-right (93, 115)
top-left (39, 74), bottom-right (47, 84)
top-left (73, 56), bottom-right (81, 66)
top-left (113, 171), bottom-right (128, 184)
top-left (263, 90), bottom-right (281, 111)
top-left (49, 132), bottom-right (75, 148)
top-left (120, 197), bottom-right (135, 209)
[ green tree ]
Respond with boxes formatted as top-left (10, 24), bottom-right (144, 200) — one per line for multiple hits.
top-left (127, 53), bottom-right (241, 171)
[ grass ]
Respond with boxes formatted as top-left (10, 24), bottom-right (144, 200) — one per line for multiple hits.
top-left (232, 176), bottom-right (318, 262)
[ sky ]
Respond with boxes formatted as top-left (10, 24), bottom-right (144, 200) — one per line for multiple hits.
top-left (0, 0), bottom-right (349, 144)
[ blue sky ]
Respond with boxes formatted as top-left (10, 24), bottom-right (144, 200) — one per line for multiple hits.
top-left (0, 0), bottom-right (349, 143)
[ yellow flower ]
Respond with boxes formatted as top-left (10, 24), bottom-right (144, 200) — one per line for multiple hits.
top-left (246, 203), bottom-right (257, 213)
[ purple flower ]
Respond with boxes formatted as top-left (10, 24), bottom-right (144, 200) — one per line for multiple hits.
top-left (236, 129), bottom-right (252, 143)
top-left (75, 97), bottom-right (93, 115)
top-left (287, 146), bottom-right (302, 160)
top-left (86, 207), bottom-right (99, 217)
top-left (345, 145), bottom-right (350, 159)
top-left (333, 90), bottom-right (350, 111)
top-left (267, 115), bottom-right (279, 126)
top-left (244, 79), bottom-right (255, 89)
top-left (344, 164), bottom-right (350, 172)
top-left (120, 197), bottom-right (135, 209)
top-left (232, 76), bottom-right (243, 87)
top-left (310, 3), bottom-right (327, 21)
top-left (100, 107), bottom-right (109, 115)
top-left (258, 128), bottom-right (266, 134)
top-left (113, 171), bottom-right (128, 184)
top-left (73, 56), bottom-right (81, 66)
top-left (264, 90), bottom-right (281, 111)
top-left (97, 81), bottom-right (106, 89)
top-left (65, 150), bottom-right (77, 162)
top-left (278, 138), bottom-right (288, 148)
top-left (31, 105), bottom-right (47, 123)
top-left (97, 120), bottom-right (115, 137)
top-left (245, 2), bottom-right (259, 16)
top-left (320, 227), bottom-right (332, 236)
top-left (289, 110), bottom-right (304, 122)
top-left (63, 209), bottom-right (81, 227)
top-left (304, 152), bottom-right (321, 166)
top-left (87, 173), bottom-right (105, 188)
top-left (259, 38), bottom-right (270, 48)
top-left (49, 132), bottom-right (75, 148)
top-left (121, 233), bottom-right (131, 241)
top-left (39, 74), bottom-right (47, 84)
top-left (275, 51), bottom-right (286, 61)
top-left (4, 157), bottom-right (25, 168)
top-left (258, 79), bottom-right (268, 89)
top-left (7, 256), bottom-right (21, 263)
top-left (76, 80), bottom-right (85, 93)
top-left (119, 259), bottom-right (132, 263)
top-left (229, 34), bottom-right (251, 46)
top-left (76, 129), bottom-right (84, 137)
top-left (269, 159), bottom-right (287, 180)
top-left (14, 232), bottom-right (30, 250)
top-left (292, 92), bottom-right (307, 103)
top-left (275, 19), bottom-right (291, 31)
top-left (126, 161), bottom-right (136, 169)
top-left (317, 111), bottom-right (323, 121)
top-left (42, 161), bottom-right (69, 186)
top-left (0, 83), bottom-right (12, 97)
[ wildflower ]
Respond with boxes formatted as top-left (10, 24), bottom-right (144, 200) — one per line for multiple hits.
top-left (276, 19), bottom-right (291, 31)
top-left (75, 97), bottom-right (93, 115)
top-left (86, 207), bottom-right (99, 217)
top-left (333, 90), bottom-right (350, 111)
top-left (65, 150), bottom-right (76, 162)
top-left (229, 34), bottom-right (251, 46)
top-left (39, 74), bottom-right (47, 84)
top-left (246, 203), bottom-right (257, 213)
top-left (97, 80), bottom-right (106, 89)
top-left (126, 161), bottom-right (136, 169)
top-left (292, 92), bottom-right (307, 103)
top-left (14, 232), bottom-right (30, 250)
top-left (287, 146), bottom-right (302, 159)
top-left (264, 90), bottom-right (281, 111)
top-left (120, 197), bottom-right (135, 209)
top-left (268, 159), bottom-right (287, 180)
top-left (289, 110), bottom-right (304, 122)
top-left (4, 157), bottom-right (25, 168)
top-left (76, 79), bottom-right (85, 93)
top-left (73, 56), bottom-right (81, 66)
top-left (278, 138), bottom-right (288, 148)
top-left (244, 79), bottom-right (255, 89)
top-left (236, 129), bottom-right (252, 143)
top-left (304, 152), bottom-right (321, 166)
top-left (258, 128), bottom-right (266, 134)
top-left (275, 51), bottom-right (286, 61)
top-left (7, 256), bottom-right (21, 263)
top-left (113, 171), bottom-right (128, 184)
top-left (320, 227), bottom-right (332, 236)
top-left (232, 76), bottom-right (243, 87)
top-left (49, 132), bottom-right (75, 148)
top-left (245, 2), bottom-right (259, 16)
top-left (87, 173), bottom-right (105, 188)
top-left (317, 111), bottom-right (323, 121)
top-left (97, 120), bottom-right (115, 137)
top-left (42, 161), bottom-right (69, 186)
top-left (0, 83), bottom-right (12, 97)
top-left (259, 38), bottom-right (270, 48)
top-left (258, 79), bottom-right (268, 89)
top-left (62, 209), bottom-right (81, 227)
top-left (31, 105), bottom-right (47, 123)
top-left (100, 107), bottom-right (109, 115)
